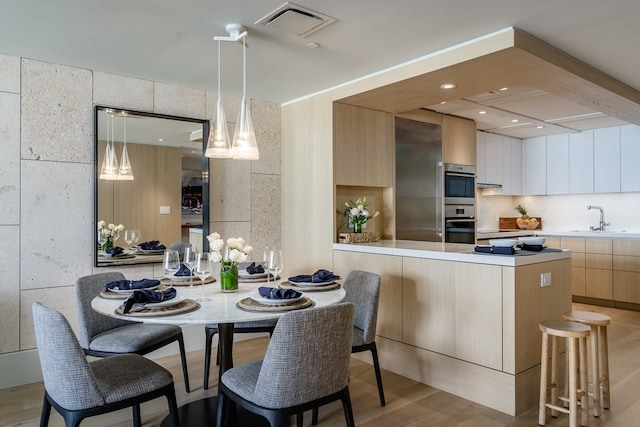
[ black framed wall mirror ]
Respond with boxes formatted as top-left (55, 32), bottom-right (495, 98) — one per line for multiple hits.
top-left (94, 106), bottom-right (210, 267)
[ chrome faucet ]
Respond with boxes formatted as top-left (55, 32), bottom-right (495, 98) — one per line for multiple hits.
top-left (587, 205), bottom-right (609, 232)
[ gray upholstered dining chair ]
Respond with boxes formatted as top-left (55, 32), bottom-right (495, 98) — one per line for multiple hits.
top-left (311, 270), bottom-right (384, 425)
top-left (75, 272), bottom-right (190, 392)
top-left (216, 303), bottom-right (356, 427)
top-left (32, 302), bottom-right (180, 427)
top-left (203, 319), bottom-right (277, 389)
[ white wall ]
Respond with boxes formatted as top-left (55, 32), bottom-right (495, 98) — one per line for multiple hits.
top-left (0, 53), bottom-right (281, 389)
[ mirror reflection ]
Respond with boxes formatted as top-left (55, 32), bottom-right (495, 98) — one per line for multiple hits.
top-left (95, 106), bottom-right (209, 266)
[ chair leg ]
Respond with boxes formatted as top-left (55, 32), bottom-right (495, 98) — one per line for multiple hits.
top-left (215, 390), bottom-right (226, 427)
top-left (166, 387), bottom-right (181, 427)
top-left (204, 328), bottom-right (215, 390)
top-left (369, 343), bottom-right (386, 406)
top-left (341, 388), bottom-right (356, 427)
top-left (296, 412), bottom-right (304, 427)
top-left (39, 394), bottom-right (52, 427)
top-left (132, 404), bottom-right (142, 427)
top-left (177, 334), bottom-right (190, 393)
top-left (311, 407), bottom-right (319, 425)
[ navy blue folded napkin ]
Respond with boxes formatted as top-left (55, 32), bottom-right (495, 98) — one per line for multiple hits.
top-left (139, 240), bottom-right (166, 250)
top-left (105, 246), bottom-right (124, 257)
top-left (123, 288), bottom-right (177, 313)
top-left (246, 262), bottom-right (265, 274)
top-left (474, 246), bottom-right (515, 255)
top-left (174, 263), bottom-right (192, 276)
top-left (258, 287), bottom-right (302, 299)
top-left (288, 269), bottom-right (341, 283)
top-left (521, 244), bottom-right (545, 252)
top-left (105, 278), bottom-right (161, 291)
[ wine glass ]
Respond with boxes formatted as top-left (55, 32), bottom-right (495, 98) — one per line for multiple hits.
top-left (97, 231), bottom-right (108, 253)
top-left (132, 228), bottom-right (141, 246)
top-left (124, 230), bottom-right (134, 251)
top-left (183, 246), bottom-right (198, 289)
top-left (194, 252), bottom-right (212, 301)
top-left (268, 249), bottom-right (283, 285)
top-left (263, 246), bottom-right (271, 285)
top-left (163, 250), bottom-right (180, 288)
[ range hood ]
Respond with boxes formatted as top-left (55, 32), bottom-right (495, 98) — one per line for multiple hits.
top-left (477, 182), bottom-right (502, 189)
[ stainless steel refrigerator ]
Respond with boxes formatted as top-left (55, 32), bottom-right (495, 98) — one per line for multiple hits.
top-left (395, 116), bottom-right (443, 242)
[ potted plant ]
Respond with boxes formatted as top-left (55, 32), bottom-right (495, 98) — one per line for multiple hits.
top-left (514, 204), bottom-right (539, 230)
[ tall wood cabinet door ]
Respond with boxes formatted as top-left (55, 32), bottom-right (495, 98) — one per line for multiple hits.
top-left (442, 115), bottom-right (476, 166)
top-left (569, 130), bottom-right (594, 194)
top-left (524, 136), bottom-right (547, 195)
top-left (594, 127), bottom-right (621, 193)
top-left (365, 109), bottom-right (394, 187)
top-left (546, 134), bottom-right (570, 195)
top-left (333, 250), bottom-right (403, 341)
top-left (621, 124), bottom-right (640, 192)
top-left (334, 103), bottom-right (366, 186)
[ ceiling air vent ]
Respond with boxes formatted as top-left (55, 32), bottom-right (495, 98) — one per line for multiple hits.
top-left (256, 2), bottom-right (336, 37)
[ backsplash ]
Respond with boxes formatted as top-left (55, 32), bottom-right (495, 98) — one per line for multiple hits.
top-left (477, 192), bottom-right (640, 233)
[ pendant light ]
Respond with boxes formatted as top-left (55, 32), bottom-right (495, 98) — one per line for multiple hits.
top-left (231, 34), bottom-right (259, 160)
top-left (205, 39), bottom-right (232, 158)
top-left (99, 112), bottom-right (119, 180)
top-left (117, 113), bottom-right (134, 180)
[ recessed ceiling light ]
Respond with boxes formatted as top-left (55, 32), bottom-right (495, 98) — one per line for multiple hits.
top-left (307, 42), bottom-right (320, 48)
top-left (537, 125), bottom-right (544, 129)
top-left (440, 101), bottom-right (446, 104)
top-left (479, 111), bottom-right (487, 115)
top-left (440, 83), bottom-right (456, 89)
top-left (500, 87), bottom-right (509, 91)
top-left (511, 119), bottom-right (519, 123)
top-left (158, 138), bottom-right (165, 142)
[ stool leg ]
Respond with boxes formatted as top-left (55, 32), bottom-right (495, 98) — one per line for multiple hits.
top-left (551, 335), bottom-right (559, 417)
top-left (568, 337), bottom-right (578, 427)
top-left (590, 327), bottom-right (601, 417)
top-left (600, 325), bottom-right (611, 409)
top-left (539, 331), bottom-right (549, 426)
top-left (579, 336), bottom-right (590, 427)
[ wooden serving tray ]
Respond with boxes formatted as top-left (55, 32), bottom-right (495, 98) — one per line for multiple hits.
top-left (499, 217), bottom-right (542, 230)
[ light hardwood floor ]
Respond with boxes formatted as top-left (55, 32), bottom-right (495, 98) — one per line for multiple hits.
top-left (2, 303), bottom-right (639, 426)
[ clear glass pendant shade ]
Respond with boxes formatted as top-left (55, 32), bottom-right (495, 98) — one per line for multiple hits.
top-left (205, 95), bottom-right (232, 158)
top-left (117, 115), bottom-right (134, 180)
top-left (231, 96), bottom-right (259, 160)
top-left (99, 114), bottom-right (119, 180)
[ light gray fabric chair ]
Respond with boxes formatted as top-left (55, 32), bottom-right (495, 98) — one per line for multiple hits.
top-left (32, 302), bottom-right (180, 427)
top-left (76, 272), bottom-right (190, 392)
top-left (203, 319), bottom-right (277, 389)
top-left (312, 270), bottom-right (384, 425)
top-left (216, 303), bottom-right (356, 427)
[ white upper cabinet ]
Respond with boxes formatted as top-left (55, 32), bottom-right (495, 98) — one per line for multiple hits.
top-left (569, 130), bottom-right (594, 194)
top-left (502, 136), bottom-right (523, 195)
top-left (484, 133), bottom-right (503, 186)
top-left (524, 136), bottom-right (547, 195)
top-left (594, 127), bottom-right (621, 193)
top-left (620, 124), bottom-right (640, 192)
top-left (476, 131), bottom-right (487, 184)
top-left (546, 134), bottom-right (570, 195)
top-left (476, 132), bottom-right (523, 195)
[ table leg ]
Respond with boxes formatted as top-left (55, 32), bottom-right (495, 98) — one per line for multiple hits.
top-left (218, 323), bottom-right (235, 384)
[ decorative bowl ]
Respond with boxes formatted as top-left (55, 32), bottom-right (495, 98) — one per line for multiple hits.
top-left (489, 239), bottom-right (518, 247)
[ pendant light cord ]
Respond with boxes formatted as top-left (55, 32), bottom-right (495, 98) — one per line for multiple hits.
top-left (217, 39), bottom-right (221, 96)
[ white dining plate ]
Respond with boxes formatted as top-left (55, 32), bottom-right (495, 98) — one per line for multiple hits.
top-left (136, 248), bottom-right (165, 255)
top-left (238, 269), bottom-right (268, 279)
top-left (138, 296), bottom-right (186, 309)
top-left (250, 291), bottom-right (303, 305)
top-left (170, 274), bottom-right (192, 282)
top-left (288, 280), bottom-right (335, 287)
top-left (107, 284), bottom-right (161, 294)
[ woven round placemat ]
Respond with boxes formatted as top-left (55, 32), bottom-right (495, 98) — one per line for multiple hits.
top-left (160, 276), bottom-right (216, 286)
top-left (237, 296), bottom-right (314, 312)
top-left (238, 274), bottom-right (280, 283)
top-left (100, 285), bottom-right (171, 299)
top-left (116, 299), bottom-right (200, 317)
top-left (279, 282), bottom-right (341, 292)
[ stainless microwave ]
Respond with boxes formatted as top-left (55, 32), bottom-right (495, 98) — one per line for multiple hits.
top-left (444, 163), bottom-right (475, 206)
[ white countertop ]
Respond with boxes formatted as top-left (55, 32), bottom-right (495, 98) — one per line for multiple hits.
top-left (535, 230), bottom-right (640, 240)
top-left (477, 230), bottom-right (537, 239)
top-left (333, 240), bottom-right (571, 266)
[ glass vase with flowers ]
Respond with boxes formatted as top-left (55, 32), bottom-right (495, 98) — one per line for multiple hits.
top-left (207, 232), bottom-right (253, 292)
top-left (97, 220), bottom-right (124, 251)
top-left (337, 197), bottom-right (379, 233)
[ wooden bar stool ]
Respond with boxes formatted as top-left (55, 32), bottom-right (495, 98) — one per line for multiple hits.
top-left (539, 320), bottom-right (591, 427)
top-left (564, 311), bottom-right (612, 417)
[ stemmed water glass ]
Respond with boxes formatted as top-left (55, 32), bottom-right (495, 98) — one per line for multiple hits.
top-left (124, 230), bottom-right (135, 252)
top-left (163, 249), bottom-right (180, 288)
top-left (194, 252), bottom-right (212, 301)
top-left (97, 231), bottom-right (108, 253)
top-left (184, 247), bottom-right (198, 289)
top-left (268, 249), bottom-right (283, 286)
top-left (132, 228), bottom-right (141, 247)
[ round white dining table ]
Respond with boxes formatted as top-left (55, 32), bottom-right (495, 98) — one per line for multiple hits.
top-left (91, 277), bottom-right (346, 426)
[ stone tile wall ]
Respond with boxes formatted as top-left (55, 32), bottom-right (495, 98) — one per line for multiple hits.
top-left (0, 53), bottom-right (281, 355)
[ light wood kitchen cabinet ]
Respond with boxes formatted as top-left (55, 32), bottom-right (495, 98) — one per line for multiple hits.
top-left (333, 250), bottom-right (403, 341)
top-left (613, 240), bottom-right (640, 304)
top-left (560, 237), bottom-right (586, 296)
top-left (569, 130), bottom-right (594, 194)
top-left (560, 237), bottom-right (612, 300)
top-left (334, 102), bottom-right (393, 187)
top-left (524, 136), bottom-right (546, 195)
top-left (442, 115), bottom-right (476, 166)
top-left (620, 124), bottom-right (640, 192)
top-left (546, 134), bottom-right (570, 195)
top-left (594, 127), bottom-right (621, 193)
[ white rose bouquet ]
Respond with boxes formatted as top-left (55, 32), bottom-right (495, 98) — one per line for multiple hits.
top-left (337, 196), bottom-right (379, 233)
top-left (98, 220), bottom-right (124, 250)
top-left (207, 232), bottom-right (253, 292)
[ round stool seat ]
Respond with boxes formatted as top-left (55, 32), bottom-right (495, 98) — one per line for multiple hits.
top-left (564, 310), bottom-right (611, 326)
top-left (539, 320), bottom-right (591, 338)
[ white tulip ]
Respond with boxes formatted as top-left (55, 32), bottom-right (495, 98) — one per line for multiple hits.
top-left (210, 251), bottom-right (222, 263)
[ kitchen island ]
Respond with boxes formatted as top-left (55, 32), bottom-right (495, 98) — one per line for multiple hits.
top-left (333, 240), bottom-right (572, 416)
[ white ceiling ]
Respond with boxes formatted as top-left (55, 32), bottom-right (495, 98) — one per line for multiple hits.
top-left (2, 0), bottom-right (640, 137)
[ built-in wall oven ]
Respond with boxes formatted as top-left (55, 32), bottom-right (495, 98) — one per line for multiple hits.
top-left (444, 164), bottom-right (476, 243)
